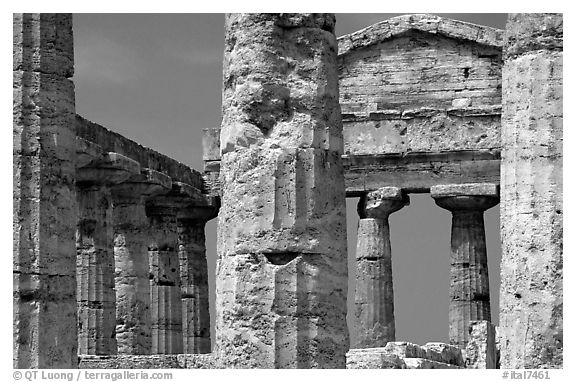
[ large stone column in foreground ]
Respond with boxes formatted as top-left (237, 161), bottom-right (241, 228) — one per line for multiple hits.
top-left (111, 169), bottom-right (172, 354)
top-left (431, 183), bottom-right (498, 348)
top-left (76, 153), bottom-right (140, 355)
top-left (500, 13), bottom-right (563, 368)
top-left (13, 13), bottom-right (78, 368)
top-left (216, 13), bottom-right (348, 368)
top-left (354, 187), bottom-right (409, 348)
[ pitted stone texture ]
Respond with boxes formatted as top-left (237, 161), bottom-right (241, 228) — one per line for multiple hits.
top-left (216, 13), bottom-right (348, 368)
top-left (422, 342), bottom-right (465, 366)
top-left (404, 358), bottom-right (461, 369)
top-left (354, 189), bottom-right (408, 348)
top-left (432, 192), bottom-right (498, 348)
top-left (76, 185), bottom-right (117, 355)
top-left (177, 354), bottom-right (217, 369)
top-left (358, 186), bottom-right (409, 219)
top-left (338, 14), bottom-right (502, 157)
top-left (216, 252), bottom-right (348, 368)
top-left (465, 320), bottom-right (497, 369)
top-left (505, 13), bottom-right (563, 58)
top-left (346, 348), bottom-right (406, 369)
top-left (79, 355), bottom-right (181, 369)
top-left (500, 13), bottom-right (563, 369)
top-left (220, 13), bottom-right (342, 155)
top-left (147, 205), bottom-right (183, 355)
top-left (111, 171), bottom-right (171, 355)
top-left (177, 214), bottom-right (212, 354)
top-left (346, 342), bottom-right (463, 369)
top-left (13, 13), bottom-right (78, 368)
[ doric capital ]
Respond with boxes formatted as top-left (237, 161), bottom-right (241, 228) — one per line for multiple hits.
top-left (111, 168), bottom-right (172, 202)
top-left (147, 181), bottom-right (219, 219)
top-left (358, 187), bottom-right (410, 219)
top-left (431, 183), bottom-right (499, 212)
top-left (77, 152), bottom-right (140, 188)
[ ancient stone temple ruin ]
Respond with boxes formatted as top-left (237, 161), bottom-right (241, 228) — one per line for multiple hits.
top-left (13, 13), bottom-right (563, 369)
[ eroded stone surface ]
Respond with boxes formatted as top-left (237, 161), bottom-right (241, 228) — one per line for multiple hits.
top-left (465, 320), bottom-right (497, 369)
top-left (346, 348), bottom-right (406, 369)
top-left (353, 188), bottom-right (409, 348)
top-left (345, 342), bottom-right (464, 369)
top-left (215, 13), bottom-right (348, 368)
top-left (433, 190), bottom-right (498, 348)
top-left (500, 13), bottom-right (563, 369)
top-left (177, 206), bottom-right (216, 354)
top-left (13, 13), bottom-right (78, 368)
top-left (111, 170), bottom-right (172, 355)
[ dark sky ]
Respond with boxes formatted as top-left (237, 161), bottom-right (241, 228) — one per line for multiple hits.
top-left (73, 13), bottom-right (506, 348)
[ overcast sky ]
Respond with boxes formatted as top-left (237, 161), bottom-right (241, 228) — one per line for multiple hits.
top-left (73, 13), bottom-right (506, 348)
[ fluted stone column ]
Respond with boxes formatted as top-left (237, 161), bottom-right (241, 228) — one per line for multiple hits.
top-left (216, 14), bottom-right (348, 368)
top-left (146, 192), bottom-right (185, 355)
top-left (431, 183), bottom-right (499, 348)
top-left (76, 153), bottom-right (140, 355)
top-left (500, 13), bottom-right (563, 369)
top-left (177, 206), bottom-right (216, 354)
top-left (354, 187), bottom-right (409, 348)
top-left (13, 13), bottom-right (78, 368)
top-left (111, 169), bottom-right (171, 354)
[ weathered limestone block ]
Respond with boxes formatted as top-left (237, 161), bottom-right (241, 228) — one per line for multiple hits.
top-left (177, 203), bottom-right (216, 354)
top-left (345, 348), bottom-right (406, 369)
top-left (500, 13), bottom-right (563, 369)
top-left (79, 355), bottom-right (181, 369)
top-left (13, 13), bottom-right (78, 368)
top-left (422, 342), bottom-right (465, 366)
top-left (403, 358), bottom-right (461, 369)
top-left (76, 152), bottom-right (140, 355)
top-left (111, 169), bottom-right (171, 355)
top-left (354, 187), bottom-right (409, 348)
top-left (216, 13), bottom-right (348, 368)
top-left (177, 354), bottom-right (217, 369)
top-left (465, 320), bottom-right (497, 369)
top-left (431, 183), bottom-right (499, 348)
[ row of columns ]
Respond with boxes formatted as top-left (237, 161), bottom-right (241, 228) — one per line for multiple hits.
top-left (75, 152), bottom-right (216, 356)
top-left (353, 184), bottom-right (498, 350)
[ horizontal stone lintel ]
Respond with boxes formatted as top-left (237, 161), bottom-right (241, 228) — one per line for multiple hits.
top-left (202, 149), bottom-right (500, 197)
top-left (344, 150), bottom-right (500, 196)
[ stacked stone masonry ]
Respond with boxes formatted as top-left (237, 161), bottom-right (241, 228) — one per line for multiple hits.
top-left (13, 13), bottom-right (562, 369)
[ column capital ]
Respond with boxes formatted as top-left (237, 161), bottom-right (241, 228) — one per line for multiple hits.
top-left (358, 186), bottom-right (409, 219)
top-left (77, 152), bottom-right (140, 188)
top-left (111, 168), bottom-right (172, 202)
top-left (431, 183), bottom-right (499, 212)
top-left (147, 181), bottom-right (219, 218)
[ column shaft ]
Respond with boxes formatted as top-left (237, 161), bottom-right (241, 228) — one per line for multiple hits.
top-left (500, 13), bottom-right (563, 369)
top-left (148, 210), bottom-right (183, 354)
top-left (178, 220), bottom-right (211, 354)
top-left (449, 210), bottom-right (491, 347)
top-left (431, 184), bottom-right (498, 349)
top-left (112, 196), bottom-right (152, 354)
top-left (76, 186), bottom-right (116, 355)
top-left (216, 14), bottom-right (348, 368)
top-left (354, 218), bottom-right (394, 348)
top-left (13, 13), bottom-right (78, 368)
top-left (353, 187), bottom-right (408, 349)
